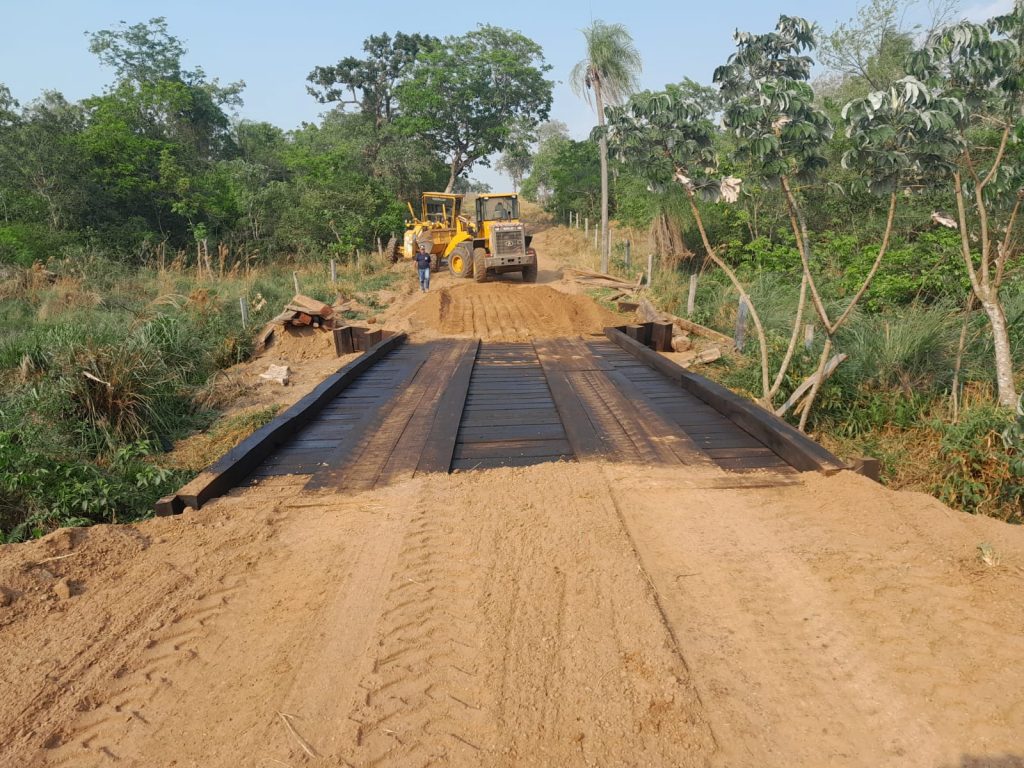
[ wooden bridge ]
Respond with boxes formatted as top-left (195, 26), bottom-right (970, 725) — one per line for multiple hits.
top-left (156, 327), bottom-right (846, 515)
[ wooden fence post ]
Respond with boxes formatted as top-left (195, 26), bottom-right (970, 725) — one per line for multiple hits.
top-left (624, 240), bottom-right (631, 268)
top-left (292, 271), bottom-right (300, 295)
top-left (330, 259), bottom-right (337, 283)
top-left (687, 274), bottom-right (698, 316)
top-left (646, 253), bottom-right (654, 287)
top-left (804, 323), bottom-right (815, 350)
top-left (239, 297), bottom-right (248, 329)
top-left (585, 217), bottom-right (589, 237)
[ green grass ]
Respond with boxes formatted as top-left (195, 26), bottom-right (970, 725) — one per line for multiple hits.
top-left (0, 251), bottom-right (399, 541)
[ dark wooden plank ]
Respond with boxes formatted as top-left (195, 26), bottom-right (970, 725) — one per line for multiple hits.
top-left (414, 340), bottom-right (481, 474)
top-left (463, 400), bottom-right (555, 411)
top-left (651, 322), bottom-right (674, 352)
top-left (460, 409), bottom-right (561, 427)
top-left (458, 423), bottom-right (567, 442)
top-left (451, 455), bottom-right (574, 470)
top-left (154, 494), bottom-right (185, 516)
top-left (602, 329), bottom-right (846, 473)
top-left (333, 326), bottom-right (355, 355)
top-left (689, 433), bottom-right (765, 448)
top-left (704, 446), bottom-right (781, 458)
top-left (716, 455), bottom-right (791, 470)
top-left (454, 438), bottom-right (572, 460)
top-left (537, 369), bottom-right (608, 458)
top-left (170, 332), bottom-right (407, 512)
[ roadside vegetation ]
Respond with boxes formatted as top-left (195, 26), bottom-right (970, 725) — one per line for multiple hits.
top-left (522, 1), bottom-right (1023, 521)
top-left (2, 3), bottom-right (1022, 536)
top-left (0, 18), bottom-right (553, 540)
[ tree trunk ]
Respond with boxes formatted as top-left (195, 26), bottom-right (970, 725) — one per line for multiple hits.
top-left (444, 161), bottom-right (458, 194)
top-left (595, 79), bottom-right (610, 274)
top-left (980, 296), bottom-right (1019, 407)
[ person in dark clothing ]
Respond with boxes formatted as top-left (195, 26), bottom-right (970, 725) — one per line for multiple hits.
top-left (414, 243), bottom-right (432, 291)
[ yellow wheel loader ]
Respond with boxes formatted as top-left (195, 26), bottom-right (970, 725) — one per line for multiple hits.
top-left (387, 192), bottom-right (538, 283)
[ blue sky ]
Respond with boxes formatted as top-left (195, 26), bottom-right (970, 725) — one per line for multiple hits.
top-left (0, 0), bottom-right (1009, 187)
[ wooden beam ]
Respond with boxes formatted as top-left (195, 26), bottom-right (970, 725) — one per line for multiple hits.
top-left (604, 327), bottom-right (846, 474)
top-left (650, 322), bottom-right (674, 352)
top-left (415, 340), bottom-right (480, 473)
top-left (333, 326), bottom-right (355, 355)
top-left (167, 332), bottom-right (408, 513)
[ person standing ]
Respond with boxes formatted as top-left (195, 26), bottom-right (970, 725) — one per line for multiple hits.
top-left (414, 243), bottom-right (432, 291)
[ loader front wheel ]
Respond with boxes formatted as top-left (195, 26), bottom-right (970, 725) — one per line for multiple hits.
top-left (473, 247), bottom-right (488, 283)
top-left (448, 243), bottom-right (474, 278)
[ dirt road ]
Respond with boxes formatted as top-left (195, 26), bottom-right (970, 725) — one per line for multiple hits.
top-left (2, 223), bottom-right (1024, 766)
top-left (1, 461), bottom-right (1023, 767)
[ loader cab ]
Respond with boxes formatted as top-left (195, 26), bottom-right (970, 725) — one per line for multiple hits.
top-left (421, 193), bottom-right (463, 227)
top-left (476, 194), bottom-right (520, 223)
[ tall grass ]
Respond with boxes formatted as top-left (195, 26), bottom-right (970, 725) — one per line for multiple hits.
top-left (642, 257), bottom-right (1024, 521)
top-left (0, 248), bottom-right (402, 541)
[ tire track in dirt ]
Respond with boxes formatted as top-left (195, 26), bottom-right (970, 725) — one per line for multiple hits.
top-left (397, 282), bottom-right (624, 341)
top-left (343, 487), bottom-right (496, 766)
top-left (337, 466), bottom-right (716, 767)
top-left (603, 465), bottom-right (955, 768)
top-left (39, 574), bottom-right (247, 766)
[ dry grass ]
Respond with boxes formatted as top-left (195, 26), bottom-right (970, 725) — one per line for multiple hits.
top-left (160, 405), bottom-right (279, 471)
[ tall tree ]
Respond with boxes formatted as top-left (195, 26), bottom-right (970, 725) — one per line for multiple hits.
top-left (397, 25), bottom-right (553, 192)
top-left (496, 119), bottom-right (535, 192)
top-left (570, 20), bottom-right (642, 272)
top-left (896, 7), bottom-right (1024, 408)
top-left (306, 32), bottom-right (438, 129)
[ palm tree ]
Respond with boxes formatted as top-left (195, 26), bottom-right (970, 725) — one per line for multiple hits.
top-left (570, 21), bottom-right (642, 272)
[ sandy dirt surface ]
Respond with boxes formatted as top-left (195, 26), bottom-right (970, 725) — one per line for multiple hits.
top-left (4, 213), bottom-right (1024, 766)
top-left (390, 282), bottom-right (625, 341)
top-left (1, 463), bottom-right (1022, 767)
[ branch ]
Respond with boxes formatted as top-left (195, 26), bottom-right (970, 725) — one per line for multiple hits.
top-left (768, 271), bottom-right (808, 402)
top-left (685, 187), bottom-right (771, 404)
top-left (995, 189), bottom-right (1023, 291)
top-left (953, 170), bottom-right (985, 299)
top-left (775, 352), bottom-right (848, 418)
top-left (832, 190), bottom-right (897, 331)
top-left (798, 337), bottom-right (833, 432)
top-left (979, 124), bottom-right (1012, 191)
top-left (781, 176), bottom-right (834, 334)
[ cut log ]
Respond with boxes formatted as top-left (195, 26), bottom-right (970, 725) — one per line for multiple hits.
top-left (287, 294), bottom-right (334, 318)
top-left (635, 298), bottom-right (734, 348)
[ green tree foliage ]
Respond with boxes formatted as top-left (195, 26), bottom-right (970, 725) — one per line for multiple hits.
top-left (397, 25), bottom-right (554, 192)
top-left (307, 32), bottom-right (437, 128)
top-left (496, 119), bottom-right (536, 192)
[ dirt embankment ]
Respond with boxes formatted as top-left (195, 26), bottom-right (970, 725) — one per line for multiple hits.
top-left (1, 462), bottom-right (1023, 767)
top-left (389, 281), bottom-right (625, 342)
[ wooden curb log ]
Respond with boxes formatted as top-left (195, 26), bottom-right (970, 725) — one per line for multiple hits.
top-left (605, 326), bottom-right (847, 474)
top-left (155, 331), bottom-right (407, 516)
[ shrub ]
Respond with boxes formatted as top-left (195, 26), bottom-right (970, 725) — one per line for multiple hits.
top-left (934, 404), bottom-right (1023, 523)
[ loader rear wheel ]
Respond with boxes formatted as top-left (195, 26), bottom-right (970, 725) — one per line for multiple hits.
top-left (522, 262), bottom-right (538, 283)
top-left (473, 247), bottom-right (488, 283)
top-left (448, 243), bottom-right (473, 278)
top-left (385, 236), bottom-right (399, 264)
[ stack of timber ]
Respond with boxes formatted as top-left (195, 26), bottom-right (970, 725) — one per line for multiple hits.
top-left (271, 294), bottom-right (336, 329)
top-left (564, 268), bottom-right (645, 309)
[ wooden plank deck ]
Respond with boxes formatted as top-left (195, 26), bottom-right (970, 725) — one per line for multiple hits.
top-left (231, 336), bottom-right (817, 495)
